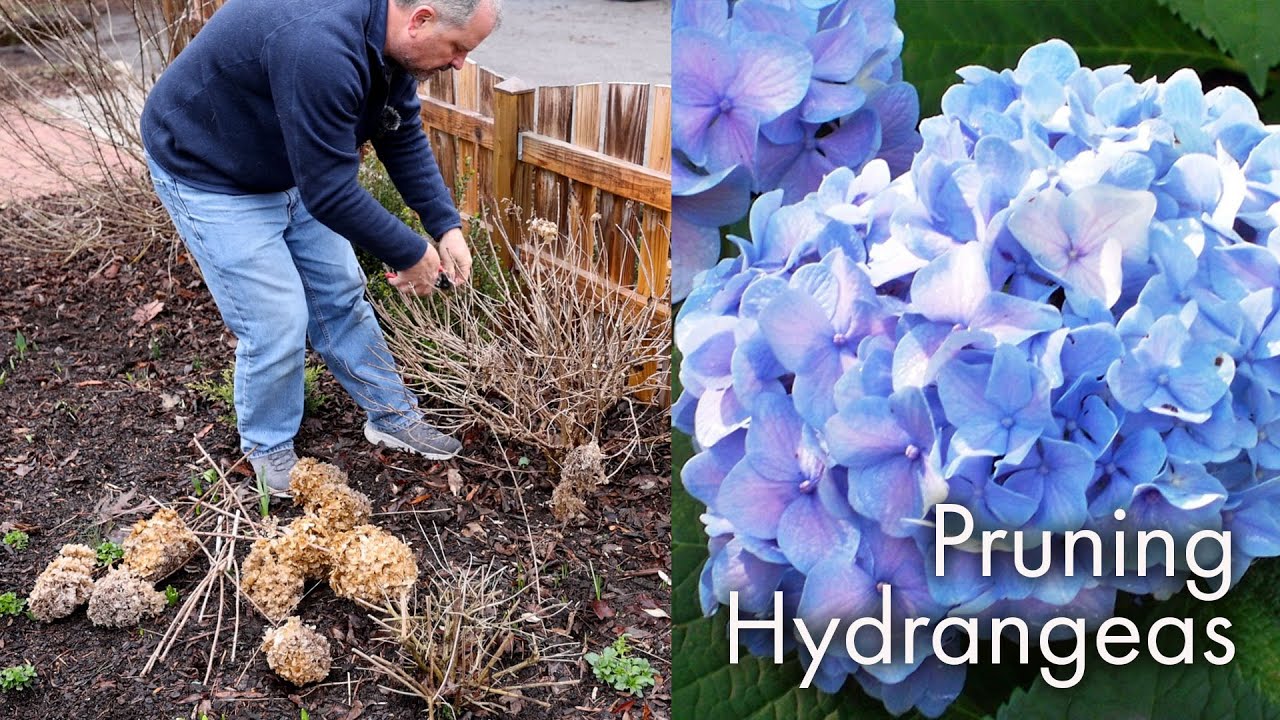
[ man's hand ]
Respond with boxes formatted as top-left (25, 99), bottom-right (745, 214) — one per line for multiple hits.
top-left (437, 227), bottom-right (473, 286)
top-left (387, 243), bottom-right (442, 296)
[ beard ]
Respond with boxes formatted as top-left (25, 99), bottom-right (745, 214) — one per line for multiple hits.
top-left (408, 64), bottom-right (453, 83)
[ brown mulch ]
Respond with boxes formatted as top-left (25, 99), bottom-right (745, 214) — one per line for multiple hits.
top-left (0, 243), bottom-right (671, 719)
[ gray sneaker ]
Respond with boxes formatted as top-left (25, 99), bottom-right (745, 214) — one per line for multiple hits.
top-left (364, 420), bottom-right (462, 460)
top-left (249, 447), bottom-right (298, 496)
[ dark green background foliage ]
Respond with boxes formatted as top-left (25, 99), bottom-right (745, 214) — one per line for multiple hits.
top-left (897, 0), bottom-right (1280, 124)
top-left (672, 5), bottom-right (1280, 717)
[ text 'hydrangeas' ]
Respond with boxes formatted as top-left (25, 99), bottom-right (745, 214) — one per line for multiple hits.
top-left (677, 38), bottom-right (1280, 717)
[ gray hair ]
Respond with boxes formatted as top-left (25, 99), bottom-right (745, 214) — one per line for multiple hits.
top-left (396, 0), bottom-right (504, 28)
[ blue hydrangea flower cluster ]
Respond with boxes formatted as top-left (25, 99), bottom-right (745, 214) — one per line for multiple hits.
top-left (672, 0), bottom-right (921, 301)
top-left (677, 39), bottom-right (1280, 716)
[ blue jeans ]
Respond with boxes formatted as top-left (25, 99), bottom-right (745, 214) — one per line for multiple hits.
top-left (146, 154), bottom-right (421, 459)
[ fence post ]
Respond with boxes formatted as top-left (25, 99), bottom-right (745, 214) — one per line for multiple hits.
top-left (493, 77), bottom-right (534, 267)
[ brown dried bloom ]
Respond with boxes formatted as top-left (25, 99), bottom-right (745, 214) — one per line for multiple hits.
top-left (550, 441), bottom-right (606, 521)
top-left (288, 457), bottom-right (349, 501)
top-left (122, 507), bottom-right (201, 582)
top-left (28, 544), bottom-right (97, 622)
top-left (241, 537), bottom-right (304, 622)
top-left (273, 515), bottom-right (332, 581)
top-left (86, 567), bottom-right (166, 627)
top-left (300, 483), bottom-right (371, 536)
top-left (328, 525), bottom-right (418, 604)
top-left (261, 616), bottom-right (332, 686)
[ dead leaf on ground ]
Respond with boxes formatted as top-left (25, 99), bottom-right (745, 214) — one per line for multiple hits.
top-left (131, 300), bottom-right (164, 327)
top-left (591, 599), bottom-right (614, 619)
top-left (447, 467), bottom-right (463, 496)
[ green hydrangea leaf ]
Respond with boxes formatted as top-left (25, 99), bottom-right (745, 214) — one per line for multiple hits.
top-left (1157, 0), bottom-right (1280, 94)
top-left (995, 559), bottom-right (1280, 720)
top-left (897, 0), bottom-right (1245, 119)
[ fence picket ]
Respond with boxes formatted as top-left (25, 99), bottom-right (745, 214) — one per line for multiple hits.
top-left (569, 83), bottom-right (603, 265)
top-left (533, 86), bottom-right (575, 246)
top-left (599, 83), bottom-right (650, 287)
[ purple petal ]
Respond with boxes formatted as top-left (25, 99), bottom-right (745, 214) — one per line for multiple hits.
top-left (777, 492), bottom-right (860, 574)
top-left (745, 393), bottom-right (804, 481)
top-left (1008, 187), bottom-right (1072, 274)
top-left (672, 102), bottom-right (720, 166)
top-left (850, 457), bottom-right (923, 534)
top-left (671, 216), bottom-right (723, 303)
top-left (705, 107), bottom-right (763, 170)
top-left (672, 30), bottom-right (735, 107)
top-left (759, 289), bottom-right (834, 374)
top-left (802, 80), bottom-right (868, 124)
top-left (971, 293), bottom-right (1061, 344)
top-left (728, 32), bottom-right (815, 121)
top-left (694, 385), bottom-right (750, 449)
top-left (819, 108), bottom-right (881, 168)
top-left (910, 242), bottom-right (990, 325)
top-left (716, 463), bottom-right (796, 539)
top-left (825, 396), bottom-right (910, 465)
top-left (682, 430), bottom-right (745, 507)
top-left (673, 161), bottom-right (753, 228)
top-left (1062, 186), bottom-right (1156, 255)
top-left (809, 20), bottom-right (868, 80)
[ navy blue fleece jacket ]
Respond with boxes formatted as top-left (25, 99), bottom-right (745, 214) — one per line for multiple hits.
top-left (140, 0), bottom-right (458, 270)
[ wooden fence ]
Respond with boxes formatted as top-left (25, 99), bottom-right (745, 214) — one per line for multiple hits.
top-left (418, 61), bottom-right (671, 402)
top-left (418, 62), bottom-right (671, 303)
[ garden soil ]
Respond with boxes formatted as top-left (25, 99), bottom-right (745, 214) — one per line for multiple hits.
top-left (0, 247), bottom-right (672, 719)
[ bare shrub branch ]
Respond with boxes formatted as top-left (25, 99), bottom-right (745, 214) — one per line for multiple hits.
top-left (373, 207), bottom-right (671, 479)
top-left (0, 0), bottom-right (176, 258)
top-left (352, 527), bottom-right (578, 717)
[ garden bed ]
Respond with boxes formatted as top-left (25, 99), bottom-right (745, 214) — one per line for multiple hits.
top-left (0, 240), bottom-right (671, 718)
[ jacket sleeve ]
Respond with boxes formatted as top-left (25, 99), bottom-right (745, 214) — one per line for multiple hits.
top-left (373, 71), bottom-right (463, 241)
top-left (263, 25), bottom-right (429, 270)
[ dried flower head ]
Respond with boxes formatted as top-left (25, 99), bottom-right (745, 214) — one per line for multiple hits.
top-left (28, 544), bottom-right (97, 622)
top-left (328, 525), bottom-right (418, 604)
top-left (527, 217), bottom-right (558, 242)
top-left (550, 441), bottom-right (606, 521)
top-left (86, 567), bottom-right (166, 627)
top-left (261, 616), bottom-right (332, 686)
top-left (288, 457), bottom-right (350, 501)
top-left (300, 483), bottom-right (372, 537)
top-left (122, 507), bottom-right (201, 582)
top-left (241, 537), bottom-right (304, 622)
top-left (274, 515), bottom-right (332, 581)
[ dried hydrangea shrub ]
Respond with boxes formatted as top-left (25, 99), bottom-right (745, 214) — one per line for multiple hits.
top-left (122, 507), bottom-right (201, 582)
top-left (86, 567), bottom-right (166, 627)
top-left (274, 515), bottom-right (332, 581)
top-left (328, 525), bottom-right (419, 604)
top-left (300, 483), bottom-right (372, 536)
top-left (261, 616), bottom-right (332, 686)
top-left (241, 537), bottom-right (304, 622)
top-left (28, 543), bottom-right (97, 622)
top-left (288, 457), bottom-right (350, 501)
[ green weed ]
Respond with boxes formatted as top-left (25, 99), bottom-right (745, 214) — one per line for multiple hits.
top-left (0, 591), bottom-right (26, 616)
top-left (2, 530), bottom-right (29, 550)
top-left (0, 662), bottom-right (35, 692)
top-left (584, 635), bottom-right (656, 697)
top-left (95, 540), bottom-right (123, 566)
